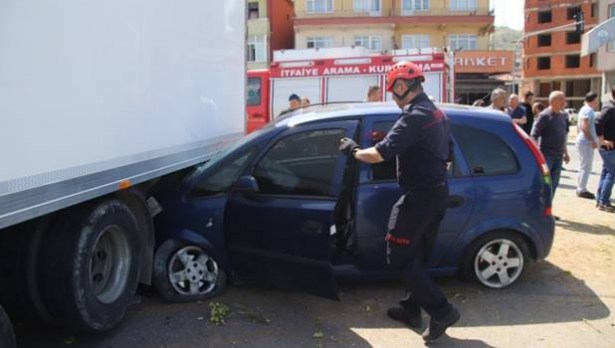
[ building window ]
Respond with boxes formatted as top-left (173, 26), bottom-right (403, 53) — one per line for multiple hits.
top-left (306, 0), bottom-right (334, 13)
top-left (354, 36), bottom-right (382, 51)
top-left (537, 57), bottom-right (551, 70)
top-left (354, 0), bottom-right (381, 14)
top-left (247, 36), bottom-right (267, 63)
top-left (539, 82), bottom-right (551, 97)
top-left (565, 55), bottom-right (580, 69)
top-left (401, 0), bottom-right (430, 15)
top-left (449, 0), bottom-right (477, 11)
top-left (566, 31), bottom-right (581, 44)
top-left (306, 36), bottom-right (334, 48)
top-left (567, 6), bottom-right (581, 20)
top-left (248, 2), bottom-right (259, 19)
top-left (449, 34), bottom-right (477, 50)
top-left (401, 35), bottom-right (431, 49)
top-left (609, 5), bottom-right (615, 52)
top-left (590, 53), bottom-right (596, 68)
top-left (591, 3), bottom-right (597, 18)
top-left (537, 34), bottom-right (551, 47)
top-left (538, 10), bottom-right (552, 23)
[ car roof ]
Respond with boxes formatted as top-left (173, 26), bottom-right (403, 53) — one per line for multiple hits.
top-left (273, 102), bottom-right (512, 128)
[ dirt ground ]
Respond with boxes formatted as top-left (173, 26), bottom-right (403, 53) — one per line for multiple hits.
top-left (13, 133), bottom-right (615, 348)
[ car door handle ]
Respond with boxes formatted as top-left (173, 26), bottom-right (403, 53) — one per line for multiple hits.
top-left (447, 195), bottom-right (465, 208)
top-left (302, 220), bottom-right (323, 236)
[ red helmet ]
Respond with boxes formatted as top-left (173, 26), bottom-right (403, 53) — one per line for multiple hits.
top-left (385, 61), bottom-right (425, 92)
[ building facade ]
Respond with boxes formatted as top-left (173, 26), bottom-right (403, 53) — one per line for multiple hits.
top-left (597, 0), bottom-right (615, 103)
top-left (292, 0), bottom-right (493, 53)
top-left (247, 0), bottom-right (294, 69)
top-left (523, 0), bottom-right (600, 109)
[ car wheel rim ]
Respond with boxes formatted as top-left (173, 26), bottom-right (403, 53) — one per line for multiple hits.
top-left (168, 246), bottom-right (219, 296)
top-left (474, 238), bottom-right (524, 288)
top-left (89, 225), bottom-right (132, 304)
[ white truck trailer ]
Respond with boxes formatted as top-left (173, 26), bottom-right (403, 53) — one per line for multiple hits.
top-left (0, 0), bottom-right (246, 340)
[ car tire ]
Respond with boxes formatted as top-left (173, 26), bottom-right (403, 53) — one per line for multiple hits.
top-left (37, 199), bottom-right (141, 331)
top-left (0, 305), bottom-right (16, 348)
top-left (153, 239), bottom-right (226, 303)
top-left (460, 231), bottom-right (530, 289)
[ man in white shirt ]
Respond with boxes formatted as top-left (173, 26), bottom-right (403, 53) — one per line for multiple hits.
top-left (575, 92), bottom-right (599, 199)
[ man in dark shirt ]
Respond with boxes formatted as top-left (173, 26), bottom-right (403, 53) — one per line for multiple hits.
top-left (520, 91), bottom-right (535, 134)
top-left (338, 61), bottom-right (458, 343)
top-left (531, 91), bottom-right (570, 201)
top-left (507, 93), bottom-right (527, 127)
top-left (595, 87), bottom-right (615, 212)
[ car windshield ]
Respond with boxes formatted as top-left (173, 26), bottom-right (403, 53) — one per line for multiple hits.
top-left (185, 126), bottom-right (270, 182)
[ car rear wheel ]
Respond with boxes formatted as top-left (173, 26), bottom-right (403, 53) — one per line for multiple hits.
top-left (461, 231), bottom-right (530, 289)
top-left (153, 240), bottom-right (226, 302)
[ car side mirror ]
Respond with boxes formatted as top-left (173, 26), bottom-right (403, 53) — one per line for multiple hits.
top-left (235, 175), bottom-right (259, 194)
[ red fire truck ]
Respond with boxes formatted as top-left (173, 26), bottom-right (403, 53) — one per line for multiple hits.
top-left (247, 46), bottom-right (454, 133)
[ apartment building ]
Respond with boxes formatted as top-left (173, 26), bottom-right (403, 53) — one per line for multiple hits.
top-left (597, 0), bottom-right (615, 103)
top-left (523, 0), bottom-right (600, 109)
top-left (292, 0), bottom-right (493, 52)
top-left (247, 0), bottom-right (294, 69)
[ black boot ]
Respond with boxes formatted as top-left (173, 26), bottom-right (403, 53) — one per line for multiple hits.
top-left (422, 305), bottom-right (460, 343)
top-left (387, 300), bottom-right (422, 328)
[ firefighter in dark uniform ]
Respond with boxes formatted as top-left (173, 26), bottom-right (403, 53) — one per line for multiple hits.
top-left (339, 61), bottom-right (460, 343)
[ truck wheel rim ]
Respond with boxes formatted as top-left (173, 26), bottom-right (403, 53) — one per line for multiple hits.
top-left (89, 225), bottom-right (131, 304)
top-left (168, 246), bottom-right (219, 296)
top-left (474, 239), bottom-right (524, 288)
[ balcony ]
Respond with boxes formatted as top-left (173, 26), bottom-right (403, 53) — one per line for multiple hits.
top-left (247, 18), bottom-right (270, 36)
top-left (294, 7), bottom-right (493, 26)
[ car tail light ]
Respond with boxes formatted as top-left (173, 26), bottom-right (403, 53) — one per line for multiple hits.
top-left (513, 124), bottom-right (550, 181)
top-left (513, 124), bottom-right (552, 216)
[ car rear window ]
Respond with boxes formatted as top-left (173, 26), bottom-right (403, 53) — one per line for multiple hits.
top-left (452, 125), bottom-right (519, 176)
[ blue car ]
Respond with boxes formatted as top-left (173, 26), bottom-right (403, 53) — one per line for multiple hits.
top-left (152, 103), bottom-right (555, 302)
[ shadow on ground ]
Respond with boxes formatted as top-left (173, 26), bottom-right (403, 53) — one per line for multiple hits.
top-left (15, 260), bottom-right (608, 348)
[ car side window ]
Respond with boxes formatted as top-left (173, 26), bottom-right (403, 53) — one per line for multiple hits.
top-left (453, 125), bottom-right (519, 176)
top-left (191, 149), bottom-right (256, 197)
top-left (254, 128), bottom-right (345, 197)
top-left (369, 121), bottom-right (459, 181)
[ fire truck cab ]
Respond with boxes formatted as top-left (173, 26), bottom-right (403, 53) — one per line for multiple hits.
top-left (247, 46), bottom-right (453, 133)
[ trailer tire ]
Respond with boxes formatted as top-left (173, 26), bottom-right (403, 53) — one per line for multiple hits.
top-left (0, 305), bottom-right (16, 348)
top-left (153, 239), bottom-right (226, 302)
top-left (38, 199), bottom-right (140, 332)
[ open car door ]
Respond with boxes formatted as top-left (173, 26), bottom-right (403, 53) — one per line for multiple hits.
top-left (225, 120), bottom-right (359, 300)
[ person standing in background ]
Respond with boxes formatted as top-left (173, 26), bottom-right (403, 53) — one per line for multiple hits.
top-left (487, 88), bottom-right (507, 112)
top-left (520, 91), bottom-right (535, 134)
top-left (575, 92), bottom-right (599, 199)
top-left (366, 86), bottom-right (382, 102)
top-left (531, 91), bottom-right (570, 218)
top-left (595, 87), bottom-right (615, 212)
top-left (507, 94), bottom-right (527, 126)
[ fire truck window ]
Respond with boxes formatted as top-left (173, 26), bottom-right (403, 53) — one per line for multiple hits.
top-left (247, 77), bottom-right (261, 106)
top-left (254, 129), bottom-right (345, 197)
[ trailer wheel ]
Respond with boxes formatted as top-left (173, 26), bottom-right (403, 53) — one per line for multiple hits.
top-left (0, 305), bottom-right (16, 348)
top-left (153, 240), bottom-right (226, 302)
top-left (38, 199), bottom-right (140, 331)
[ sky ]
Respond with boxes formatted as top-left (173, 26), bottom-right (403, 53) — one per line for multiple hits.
top-left (492, 0), bottom-right (524, 30)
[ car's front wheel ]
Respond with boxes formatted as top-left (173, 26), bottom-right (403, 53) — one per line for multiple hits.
top-left (461, 231), bottom-right (530, 289)
top-left (153, 240), bottom-right (226, 302)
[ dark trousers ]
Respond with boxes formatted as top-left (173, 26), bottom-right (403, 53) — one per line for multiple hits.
top-left (386, 185), bottom-right (451, 319)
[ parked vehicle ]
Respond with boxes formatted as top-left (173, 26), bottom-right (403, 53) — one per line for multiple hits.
top-left (0, 0), bottom-right (245, 334)
top-left (246, 47), bottom-right (454, 133)
top-left (153, 103), bottom-right (556, 301)
top-left (565, 108), bottom-right (578, 125)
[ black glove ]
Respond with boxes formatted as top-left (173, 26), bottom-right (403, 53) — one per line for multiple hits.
top-left (339, 137), bottom-right (359, 156)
